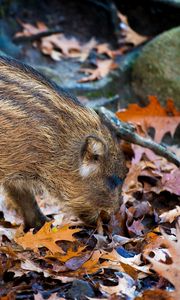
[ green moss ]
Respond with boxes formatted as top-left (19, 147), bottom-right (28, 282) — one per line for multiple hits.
top-left (132, 26), bottom-right (180, 108)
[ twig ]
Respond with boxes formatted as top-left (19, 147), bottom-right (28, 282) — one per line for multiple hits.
top-left (13, 29), bottom-right (62, 43)
top-left (87, 95), bottom-right (119, 109)
top-left (98, 106), bottom-right (180, 167)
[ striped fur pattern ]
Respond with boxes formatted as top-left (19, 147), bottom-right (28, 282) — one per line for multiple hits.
top-left (0, 56), bottom-right (127, 228)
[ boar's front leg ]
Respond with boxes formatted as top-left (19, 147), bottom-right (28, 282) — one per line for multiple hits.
top-left (4, 184), bottom-right (48, 230)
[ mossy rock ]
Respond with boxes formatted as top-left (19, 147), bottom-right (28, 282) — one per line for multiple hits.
top-left (132, 26), bottom-right (180, 108)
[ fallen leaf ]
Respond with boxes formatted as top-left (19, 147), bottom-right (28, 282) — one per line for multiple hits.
top-left (161, 169), bottom-right (180, 196)
top-left (0, 192), bottom-right (22, 225)
top-left (123, 160), bottom-right (157, 195)
top-left (47, 245), bottom-right (86, 263)
top-left (159, 206), bottom-right (180, 223)
top-left (128, 219), bottom-right (145, 236)
top-left (116, 96), bottom-right (180, 142)
top-left (15, 222), bottom-right (81, 254)
top-left (77, 250), bottom-right (124, 275)
top-left (65, 252), bottom-right (92, 271)
top-left (118, 12), bottom-right (149, 46)
top-left (135, 289), bottom-right (174, 300)
top-left (15, 21), bottom-right (97, 62)
top-left (15, 20), bottom-right (48, 38)
top-left (123, 163), bottom-right (143, 194)
top-left (149, 168), bottom-right (180, 196)
top-left (77, 38), bottom-right (97, 62)
top-left (0, 291), bottom-right (16, 300)
top-left (168, 145), bottom-right (180, 158)
top-left (34, 292), bottom-right (64, 300)
top-left (0, 226), bottom-right (16, 241)
top-left (145, 221), bottom-right (180, 300)
top-left (41, 35), bottom-right (97, 61)
top-left (20, 259), bottom-right (50, 276)
top-left (100, 273), bottom-right (136, 298)
top-left (143, 231), bottom-right (165, 256)
top-left (79, 250), bottom-right (103, 274)
top-left (40, 33), bottom-right (80, 57)
top-left (78, 59), bottom-right (117, 82)
top-left (101, 249), bottom-right (150, 275)
top-left (95, 43), bottom-right (114, 58)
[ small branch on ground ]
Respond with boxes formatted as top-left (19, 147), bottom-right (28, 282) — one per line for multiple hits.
top-left (87, 95), bottom-right (119, 109)
top-left (98, 106), bottom-right (180, 167)
top-left (13, 29), bottom-right (63, 43)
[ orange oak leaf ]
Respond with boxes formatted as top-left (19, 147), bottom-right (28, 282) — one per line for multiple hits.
top-left (116, 96), bottom-right (180, 142)
top-left (15, 222), bottom-right (81, 254)
top-left (143, 231), bottom-right (165, 256)
top-left (46, 245), bottom-right (86, 263)
top-left (135, 289), bottom-right (174, 300)
top-left (79, 250), bottom-right (103, 274)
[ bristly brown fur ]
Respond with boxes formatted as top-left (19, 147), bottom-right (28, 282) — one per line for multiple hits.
top-left (0, 55), bottom-right (127, 229)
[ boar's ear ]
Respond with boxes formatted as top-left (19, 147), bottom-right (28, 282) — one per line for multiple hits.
top-left (79, 135), bottom-right (107, 178)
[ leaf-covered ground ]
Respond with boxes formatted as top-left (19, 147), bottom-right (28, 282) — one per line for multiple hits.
top-left (0, 97), bottom-right (179, 300)
top-left (13, 13), bottom-right (150, 83)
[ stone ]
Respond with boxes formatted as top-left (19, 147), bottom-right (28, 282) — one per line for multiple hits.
top-left (154, 0), bottom-right (180, 7)
top-left (67, 279), bottom-right (95, 300)
top-left (132, 26), bottom-right (180, 108)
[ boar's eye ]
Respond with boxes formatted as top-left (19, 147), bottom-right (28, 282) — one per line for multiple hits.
top-left (107, 175), bottom-right (123, 190)
top-left (92, 154), bottom-right (99, 161)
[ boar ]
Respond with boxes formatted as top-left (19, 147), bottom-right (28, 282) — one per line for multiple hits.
top-left (0, 56), bottom-right (127, 229)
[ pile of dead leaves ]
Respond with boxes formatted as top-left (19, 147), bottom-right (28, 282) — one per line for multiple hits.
top-left (0, 97), bottom-right (179, 300)
top-left (14, 13), bottom-right (150, 83)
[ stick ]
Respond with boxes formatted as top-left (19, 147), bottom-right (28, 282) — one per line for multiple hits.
top-left (98, 106), bottom-right (180, 167)
top-left (87, 95), bottom-right (119, 109)
top-left (13, 29), bottom-right (62, 43)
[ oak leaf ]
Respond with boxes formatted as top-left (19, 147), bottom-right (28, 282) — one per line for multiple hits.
top-left (15, 21), bottom-right (97, 62)
top-left (145, 221), bottom-right (180, 300)
top-left (161, 169), bottom-right (180, 196)
top-left (143, 231), bottom-right (165, 255)
top-left (20, 259), bottom-right (50, 276)
top-left (79, 250), bottom-right (103, 274)
top-left (48, 246), bottom-right (86, 263)
top-left (101, 249), bottom-right (150, 275)
top-left (95, 43), bottom-right (114, 58)
top-left (15, 222), bottom-right (81, 254)
top-left (34, 292), bottom-right (63, 300)
top-left (116, 96), bottom-right (180, 142)
top-left (159, 206), bottom-right (180, 223)
top-left (40, 33), bottom-right (80, 58)
top-left (150, 168), bottom-right (180, 196)
top-left (135, 289), bottom-right (175, 300)
top-left (100, 273), bottom-right (136, 298)
top-left (118, 12), bottom-right (149, 46)
top-left (15, 20), bottom-right (47, 37)
top-left (127, 219), bottom-right (145, 236)
top-left (78, 59), bottom-right (117, 82)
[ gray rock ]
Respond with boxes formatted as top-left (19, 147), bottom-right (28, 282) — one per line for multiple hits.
top-left (67, 279), bottom-right (95, 300)
top-left (153, 0), bottom-right (180, 8)
top-left (36, 48), bottom-right (141, 110)
top-left (132, 26), bottom-right (180, 108)
top-left (0, 31), bottom-right (20, 58)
